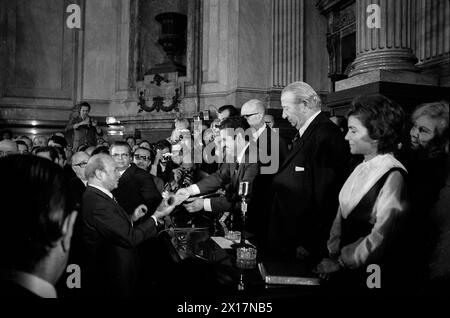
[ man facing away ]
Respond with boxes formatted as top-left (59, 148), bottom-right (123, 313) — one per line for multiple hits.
top-left (0, 155), bottom-right (77, 298)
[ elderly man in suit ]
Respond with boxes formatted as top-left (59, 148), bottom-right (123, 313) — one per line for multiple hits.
top-left (81, 154), bottom-right (176, 298)
top-left (110, 141), bottom-right (162, 216)
top-left (177, 116), bottom-right (259, 222)
top-left (240, 99), bottom-right (288, 253)
top-left (269, 81), bottom-right (349, 263)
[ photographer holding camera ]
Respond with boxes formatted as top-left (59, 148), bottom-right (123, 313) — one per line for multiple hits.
top-left (150, 139), bottom-right (176, 185)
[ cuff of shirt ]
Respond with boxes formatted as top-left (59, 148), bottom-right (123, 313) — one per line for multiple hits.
top-left (151, 215), bottom-right (161, 226)
top-left (203, 198), bottom-right (212, 212)
top-left (188, 184), bottom-right (201, 196)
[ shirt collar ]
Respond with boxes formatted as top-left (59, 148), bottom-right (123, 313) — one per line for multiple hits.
top-left (119, 165), bottom-right (131, 176)
top-left (237, 142), bottom-right (250, 164)
top-left (10, 271), bottom-right (57, 298)
top-left (252, 124), bottom-right (267, 141)
top-left (89, 183), bottom-right (114, 199)
top-left (299, 110), bottom-right (321, 137)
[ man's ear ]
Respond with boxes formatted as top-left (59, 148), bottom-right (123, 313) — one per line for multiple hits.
top-left (94, 169), bottom-right (103, 180)
top-left (61, 211), bottom-right (78, 253)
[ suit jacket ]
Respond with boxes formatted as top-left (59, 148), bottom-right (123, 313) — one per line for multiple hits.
top-left (196, 157), bottom-right (259, 214)
top-left (247, 126), bottom-right (289, 250)
top-left (67, 177), bottom-right (86, 264)
top-left (269, 112), bottom-right (349, 261)
top-left (112, 163), bottom-right (162, 216)
top-left (81, 186), bottom-right (160, 298)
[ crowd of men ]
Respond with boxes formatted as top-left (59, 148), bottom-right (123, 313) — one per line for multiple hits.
top-left (0, 80), bottom-right (449, 299)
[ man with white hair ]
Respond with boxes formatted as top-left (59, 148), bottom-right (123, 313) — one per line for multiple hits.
top-left (240, 99), bottom-right (288, 252)
top-left (268, 81), bottom-right (349, 263)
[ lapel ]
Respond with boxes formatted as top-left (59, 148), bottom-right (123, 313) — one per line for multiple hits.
top-left (87, 185), bottom-right (132, 225)
top-left (279, 112), bottom-right (327, 170)
top-left (118, 164), bottom-right (134, 186)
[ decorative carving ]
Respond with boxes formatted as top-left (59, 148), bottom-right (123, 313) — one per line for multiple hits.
top-left (150, 73), bottom-right (169, 86)
top-left (137, 72), bottom-right (182, 113)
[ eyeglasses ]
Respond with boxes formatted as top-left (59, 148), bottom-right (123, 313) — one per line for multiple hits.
top-left (134, 154), bottom-right (151, 161)
top-left (72, 161), bottom-right (87, 168)
top-left (111, 153), bottom-right (130, 159)
top-left (241, 112), bottom-right (259, 119)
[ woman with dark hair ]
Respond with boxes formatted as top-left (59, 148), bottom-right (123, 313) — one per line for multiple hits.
top-left (315, 94), bottom-right (411, 292)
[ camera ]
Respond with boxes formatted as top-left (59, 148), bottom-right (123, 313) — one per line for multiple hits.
top-left (162, 153), bottom-right (174, 160)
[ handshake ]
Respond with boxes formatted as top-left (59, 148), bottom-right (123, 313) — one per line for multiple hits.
top-left (162, 187), bottom-right (204, 213)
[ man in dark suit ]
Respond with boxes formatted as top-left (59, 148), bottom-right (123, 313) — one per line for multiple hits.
top-left (110, 141), bottom-right (162, 216)
top-left (177, 116), bottom-right (259, 222)
top-left (268, 81), bottom-right (349, 263)
top-left (0, 155), bottom-right (77, 298)
top-left (81, 154), bottom-right (176, 298)
top-left (241, 99), bottom-right (289, 252)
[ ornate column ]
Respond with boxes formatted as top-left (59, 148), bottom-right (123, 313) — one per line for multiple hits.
top-left (348, 0), bottom-right (418, 76)
top-left (271, 0), bottom-right (304, 88)
top-left (268, 0), bottom-right (304, 108)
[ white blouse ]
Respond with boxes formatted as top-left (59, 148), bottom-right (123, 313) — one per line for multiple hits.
top-left (327, 153), bottom-right (409, 269)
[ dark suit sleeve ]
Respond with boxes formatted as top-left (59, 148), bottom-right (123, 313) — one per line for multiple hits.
top-left (92, 207), bottom-right (158, 249)
top-left (196, 163), bottom-right (231, 194)
top-left (65, 116), bottom-right (79, 131)
top-left (310, 126), bottom-right (349, 257)
top-left (278, 136), bottom-right (289, 165)
top-left (210, 163), bottom-right (259, 213)
top-left (137, 170), bottom-right (162, 212)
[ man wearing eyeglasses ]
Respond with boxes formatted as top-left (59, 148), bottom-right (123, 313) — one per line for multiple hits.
top-left (240, 99), bottom-right (288, 253)
top-left (110, 141), bottom-right (162, 216)
top-left (133, 147), bottom-right (152, 171)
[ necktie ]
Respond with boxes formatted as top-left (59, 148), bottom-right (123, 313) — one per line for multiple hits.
top-left (292, 132), bottom-right (300, 144)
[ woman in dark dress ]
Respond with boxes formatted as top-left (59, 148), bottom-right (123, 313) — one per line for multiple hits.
top-left (315, 94), bottom-right (411, 293)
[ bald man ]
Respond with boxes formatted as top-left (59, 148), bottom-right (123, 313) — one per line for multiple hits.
top-left (81, 154), bottom-right (175, 297)
top-left (240, 100), bottom-right (288, 253)
top-left (0, 140), bottom-right (18, 157)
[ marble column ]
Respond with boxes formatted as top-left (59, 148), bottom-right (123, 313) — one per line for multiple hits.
top-left (271, 0), bottom-right (304, 88)
top-left (348, 0), bottom-right (418, 77)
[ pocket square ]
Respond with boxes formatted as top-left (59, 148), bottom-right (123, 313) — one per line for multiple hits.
top-left (295, 166), bottom-right (305, 172)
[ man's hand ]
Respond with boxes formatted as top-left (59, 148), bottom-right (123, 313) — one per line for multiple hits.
top-left (314, 258), bottom-right (341, 280)
top-left (174, 188), bottom-right (191, 205)
top-left (132, 204), bottom-right (148, 222)
top-left (183, 197), bottom-right (204, 213)
top-left (153, 196), bottom-right (177, 220)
